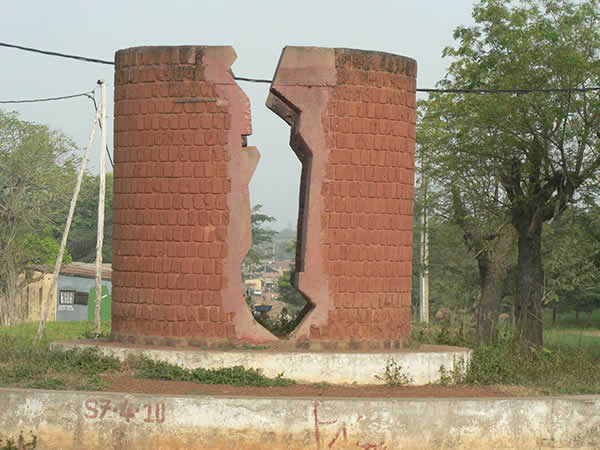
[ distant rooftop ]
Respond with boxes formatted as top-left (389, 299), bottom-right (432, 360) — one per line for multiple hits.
top-left (31, 262), bottom-right (112, 281)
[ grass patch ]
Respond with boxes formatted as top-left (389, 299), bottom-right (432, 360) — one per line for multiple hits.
top-left (135, 357), bottom-right (296, 387)
top-left (0, 320), bottom-right (112, 346)
top-left (412, 317), bottom-right (600, 394)
top-left (543, 308), bottom-right (600, 330)
top-left (0, 321), bottom-right (117, 391)
top-left (544, 328), bottom-right (600, 359)
top-left (465, 329), bottom-right (599, 394)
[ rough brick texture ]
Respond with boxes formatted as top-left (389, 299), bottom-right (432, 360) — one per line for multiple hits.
top-left (267, 47), bottom-right (416, 349)
top-left (111, 46), bottom-right (274, 345)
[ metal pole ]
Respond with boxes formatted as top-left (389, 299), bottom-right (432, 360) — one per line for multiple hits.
top-left (94, 80), bottom-right (107, 335)
top-left (419, 162), bottom-right (429, 323)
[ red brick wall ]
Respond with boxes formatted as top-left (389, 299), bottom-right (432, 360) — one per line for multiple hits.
top-left (321, 49), bottom-right (416, 346)
top-left (113, 45), bottom-right (416, 349)
top-left (268, 47), bottom-right (416, 349)
top-left (111, 46), bottom-right (272, 345)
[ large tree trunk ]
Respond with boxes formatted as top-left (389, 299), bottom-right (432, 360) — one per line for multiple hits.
top-left (514, 217), bottom-right (544, 346)
top-left (476, 226), bottom-right (516, 344)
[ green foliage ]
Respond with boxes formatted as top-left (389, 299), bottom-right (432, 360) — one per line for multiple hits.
top-left (66, 173), bottom-right (113, 263)
top-left (276, 268), bottom-right (306, 308)
top-left (254, 309), bottom-right (300, 337)
top-left (420, 0), bottom-right (600, 345)
top-left (17, 233), bottom-right (72, 266)
top-left (466, 328), bottom-right (599, 394)
top-left (0, 110), bottom-right (79, 324)
top-left (438, 358), bottom-right (468, 386)
top-left (543, 206), bottom-right (600, 314)
top-left (417, 219), bottom-right (480, 314)
top-left (410, 322), bottom-right (475, 348)
top-left (135, 357), bottom-right (295, 387)
top-left (243, 204), bottom-right (276, 270)
top-left (413, 316), bottom-right (600, 393)
top-left (26, 378), bottom-right (66, 390)
top-left (0, 432), bottom-right (37, 450)
top-left (374, 359), bottom-right (414, 386)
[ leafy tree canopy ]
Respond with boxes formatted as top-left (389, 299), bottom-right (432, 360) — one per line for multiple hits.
top-left (0, 110), bottom-right (78, 324)
top-left (422, 0), bottom-right (600, 345)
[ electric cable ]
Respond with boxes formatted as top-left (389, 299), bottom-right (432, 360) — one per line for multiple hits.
top-left (0, 91), bottom-right (94, 104)
top-left (3, 42), bottom-right (600, 95)
top-left (88, 89), bottom-right (114, 169)
top-left (0, 42), bottom-right (114, 65)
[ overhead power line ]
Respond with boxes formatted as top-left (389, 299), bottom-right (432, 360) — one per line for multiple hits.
top-left (88, 85), bottom-right (115, 169)
top-left (417, 86), bottom-right (600, 94)
top-left (0, 91), bottom-right (94, 104)
top-left (2, 42), bottom-right (600, 95)
top-left (234, 76), bottom-right (273, 84)
top-left (0, 42), bottom-right (114, 65)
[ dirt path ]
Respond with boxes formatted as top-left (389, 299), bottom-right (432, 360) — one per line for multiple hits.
top-left (101, 374), bottom-right (513, 398)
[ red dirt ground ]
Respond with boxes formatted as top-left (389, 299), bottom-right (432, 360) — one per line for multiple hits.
top-left (101, 374), bottom-right (511, 398)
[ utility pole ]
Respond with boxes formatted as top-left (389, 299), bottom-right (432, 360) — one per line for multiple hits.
top-left (35, 102), bottom-right (101, 344)
top-left (419, 160), bottom-right (430, 323)
top-left (94, 80), bottom-right (107, 335)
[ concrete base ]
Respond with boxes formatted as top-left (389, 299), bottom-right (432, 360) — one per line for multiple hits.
top-left (1, 388), bottom-right (599, 449)
top-left (50, 340), bottom-right (471, 385)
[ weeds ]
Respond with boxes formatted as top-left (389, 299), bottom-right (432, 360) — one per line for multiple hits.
top-left (413, 317), bottom-right (600, 394)
top-left (0, 432), bottom-right (37, 450)
top-left (0, 333), bottom-right (120, 391)
top-left (254, 310), bottom-right (299, 337)
top-left (464, 328), bottom-right (600, 394)
top-left (410, 323), bottom-right (474, 348)
top-left (438, 357), bottom-right (467, 386)
top-left (135, 357), bottom-right (296, 387)
top-left (375, 359), bottom-right (414, 386)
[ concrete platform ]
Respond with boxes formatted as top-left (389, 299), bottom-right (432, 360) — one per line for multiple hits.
top-left (1, 388), bottom-right (599, 449)
top-left (50, 340), bottom-right (471, 385)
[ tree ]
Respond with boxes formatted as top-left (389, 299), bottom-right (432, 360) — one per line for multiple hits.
top-left (276, 239), bottom-right (307, 309)
top-left (428, 0), bottom-right (600, 345)
top-left (243, 204), bottom-right (276, 273)
top-left (418, 101), bottom-right (517, 343)
top-left (543, 205), bottom-right (600, 321)
top-left (66, 173), bottom-right (113, 263)
top-left (0, 110), bottom-right (78, 325)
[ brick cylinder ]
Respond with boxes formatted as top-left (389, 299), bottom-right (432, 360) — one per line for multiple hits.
top-left (111, 46), bottom-right (275, 345)
top-left (267, 47), bottom-right (417, 349)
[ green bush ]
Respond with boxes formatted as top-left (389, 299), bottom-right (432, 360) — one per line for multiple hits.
top-left (135, 357), bottom-right (295, 387)
top-left (464, 328), bottom-right (600, 394)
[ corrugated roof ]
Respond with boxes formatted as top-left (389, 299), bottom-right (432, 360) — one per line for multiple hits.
top-left (30, 262), bottom-right (112, 280)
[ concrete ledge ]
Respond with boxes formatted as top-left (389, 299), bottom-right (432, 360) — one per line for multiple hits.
top-left (1, 388), bottom-right (599, 449)
top-left (51, 341), bottom-right (471, 385)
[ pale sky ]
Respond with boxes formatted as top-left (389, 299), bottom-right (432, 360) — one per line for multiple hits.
top-left (1, 0), bottom-right (476, 229)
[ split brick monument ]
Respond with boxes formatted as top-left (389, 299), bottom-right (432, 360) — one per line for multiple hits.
top-left (111, 45), bottom-right (417, 350)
